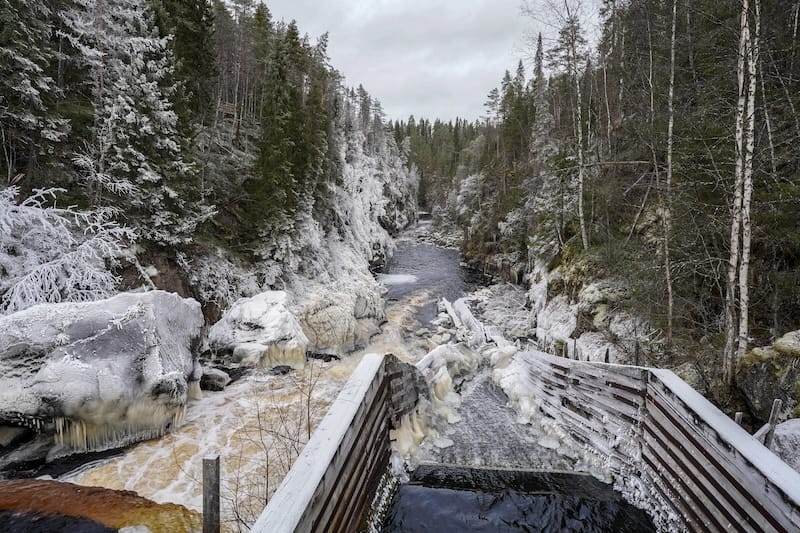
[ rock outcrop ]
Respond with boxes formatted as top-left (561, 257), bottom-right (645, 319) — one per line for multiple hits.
top-left (208, 291), bottom-right (309, 369)
top-left (0, 291), bottom-right (203, 454)
top-left (737, 330), bottom-right (800, 421)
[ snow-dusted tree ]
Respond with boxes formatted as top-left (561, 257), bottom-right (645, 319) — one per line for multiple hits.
top-left (0, 187), bottom-right (133, 314)
top-left (0, 0), bottom-right (69, 184)
top-left (61, 0), bottom-right (213, 244)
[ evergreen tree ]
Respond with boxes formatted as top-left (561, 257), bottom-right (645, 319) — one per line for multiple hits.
top-left (63, 0), bottom-right (213, 244)
top-left (0, 0), bottom-right (69, 185)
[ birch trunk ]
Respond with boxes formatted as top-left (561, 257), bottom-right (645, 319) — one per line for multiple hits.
top-left (724, 0), bottom-right (750, 386)
top-left (738, 0), bottom-right (760, 359)
top-left (665, 0), bottom-right (677, 346)
top-left (573, 48), bottom-right (588, 250)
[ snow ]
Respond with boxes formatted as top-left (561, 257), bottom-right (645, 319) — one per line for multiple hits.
top-left (772, 419), bottom-right (800, 473)
top-left (535, 295), bottom-right (577, 344)
top-left (208, 291), bottom-right (308, 370)
top-left (774, 330), bottom-right (800, 357)
top-left (0, 290), bottom-right (203, 453)
top-left (377, 273), bottom-right (418, 285)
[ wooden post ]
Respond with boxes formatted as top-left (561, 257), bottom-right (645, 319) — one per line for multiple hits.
top-left (634, 341), bottom-right (641, 366)
top-left (764, 399), bottom-right (783, 450)
top-left (203, 455), bottom-right (220, 533)
top-left (734, 412), bottom-right (744, 426)
top-left (573, 339), bottom-right (578, 361)
top-left (604, 347), bottom-right (610, 364)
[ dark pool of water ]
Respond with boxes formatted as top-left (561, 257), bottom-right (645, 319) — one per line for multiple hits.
top-left (381, 239), bottom-right (488, 324)
top-left (381, 466), bottom-right (656, 533)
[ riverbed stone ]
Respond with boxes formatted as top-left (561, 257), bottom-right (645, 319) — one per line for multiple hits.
top-left (200, 368), bottom-right (231, 391)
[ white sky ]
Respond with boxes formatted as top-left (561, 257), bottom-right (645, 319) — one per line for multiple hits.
top-left (264, 0), bottom-right (537, 123)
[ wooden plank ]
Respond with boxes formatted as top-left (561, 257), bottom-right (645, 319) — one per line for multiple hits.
top-left (312, 381), bottom-right (389, 531)
top-left (202, 455), bottom-right (220, 533)
top-left (642, 453), bottom-right (704, 533)
top-left (644, 414), bottom-right (754, 533)
top-left (646, 384), bottom-right (792, 532)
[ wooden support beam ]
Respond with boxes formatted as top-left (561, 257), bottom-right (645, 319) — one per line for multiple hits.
top-left (734, 412), bottom-right (743, 426)
top-left (764, 399), bottom-right (783, 450)
top-left (203, 455), bottom-right (220, 533)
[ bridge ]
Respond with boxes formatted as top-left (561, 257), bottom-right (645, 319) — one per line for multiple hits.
top-left (252, 301), bottom-right (800, 533)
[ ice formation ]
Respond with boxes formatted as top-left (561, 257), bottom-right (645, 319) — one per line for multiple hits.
top-left (772, 419), bottom-right (800, 473)
top-left (208, 291), bottom-right (308, 370)
top-left (0, 290), bottom-right (203, 453)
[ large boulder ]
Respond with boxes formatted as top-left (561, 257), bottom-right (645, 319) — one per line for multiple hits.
top-left (737, 333), bottom-right (800, 422)
top-left (0, 291), bottom-right (203, 454)
top-left (208, 291), bottom-right (308, 369)
top-left (295, 279), bottom-right (384, 357)
top-left (772, 419), bottom-right (800, 473)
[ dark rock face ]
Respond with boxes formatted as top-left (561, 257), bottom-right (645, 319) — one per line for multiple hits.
top-left (0, 291), bottom-right (204, 454)
top-left (200, 367), bottom-right (231, 391)
top-left (736, 348), bottom-right (799, 422)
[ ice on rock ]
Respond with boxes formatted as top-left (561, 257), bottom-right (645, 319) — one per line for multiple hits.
top-left (377, 273), bottom-right (418, 286)
top-left (208, 291), bottom-right (308, 370)
top-left (535, 295), bottom-right (576, 344)
top-left (772, 419), bottom-right (800, 473)
top-left (0, 291), bottom-right (203, 453)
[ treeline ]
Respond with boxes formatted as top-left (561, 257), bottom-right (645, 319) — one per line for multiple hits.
top-left (1, 0), bottom-right (414, 311)
top-left (405, 0), bottom-right (800, 383)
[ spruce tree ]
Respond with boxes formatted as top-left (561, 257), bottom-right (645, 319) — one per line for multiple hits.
top-left (0, 0), bottom-right (69, 185)
top-left (63, 0), bottom-right (213, 244)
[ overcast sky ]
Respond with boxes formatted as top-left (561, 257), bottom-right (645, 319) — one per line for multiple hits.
top-left (264, 0), bottom-right (537, 123)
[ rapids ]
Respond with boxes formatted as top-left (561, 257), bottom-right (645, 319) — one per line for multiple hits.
top-left (57, 222), bottom-right (481, 530)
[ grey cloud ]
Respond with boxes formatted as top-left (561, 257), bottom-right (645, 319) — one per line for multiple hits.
top-left (265, 0), bottom-right (534, 122)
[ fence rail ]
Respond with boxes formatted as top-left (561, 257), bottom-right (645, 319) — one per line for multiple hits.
top-left (253, 347), bottom-right (800, 532)
top-left (517, 350), bottom-right (800, 533)
top-left (252, 354), bottom-right (421, 533)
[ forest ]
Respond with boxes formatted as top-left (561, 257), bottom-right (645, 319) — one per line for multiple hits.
top-left (1, 0), bottom-right (799, 414)
top-left (399, 0), bottom-right (800, 403)
top-left (1, 0), bottom-right (416, 318)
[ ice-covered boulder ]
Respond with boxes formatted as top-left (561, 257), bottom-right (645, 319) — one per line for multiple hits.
top-left (774, 330), bottom-right (800, 357)
top-left (772, 419), bottom-right (800, 473)
top-left (200, 367), bottom-right (231, 391)
top-left (208, 291), bottom-right (308, 369)
top-left (0, 291), bottom-right (203, 453)
top-left (296, 279), bottom-right (384, 356)
top-left (535, 295), bottom-right (576, 346)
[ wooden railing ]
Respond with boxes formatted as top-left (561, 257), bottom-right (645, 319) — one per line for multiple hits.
top-left (251, 336), bottom-right (800, 532)
top-left (517, 350), bottom-right (800, 533)
top-left (252, 354), bottom-right (421, 533)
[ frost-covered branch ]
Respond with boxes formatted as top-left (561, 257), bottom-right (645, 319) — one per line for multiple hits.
top-left (0, 186), bottom-right (134, 314)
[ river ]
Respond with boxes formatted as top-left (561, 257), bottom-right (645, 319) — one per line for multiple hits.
top-left (52, 222), bottom-right (482, 530)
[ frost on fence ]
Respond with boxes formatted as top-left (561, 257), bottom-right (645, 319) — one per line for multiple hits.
top-left (0, 186), bottom-right (134, 314)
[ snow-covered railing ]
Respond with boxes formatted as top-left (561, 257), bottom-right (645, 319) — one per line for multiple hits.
top-left (517, 350), bottom-right (800, 532)
top-left (252, 353), bottom-right (422, 533)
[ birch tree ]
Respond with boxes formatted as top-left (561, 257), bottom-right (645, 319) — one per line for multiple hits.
top-left (723, 0), bottom-right (758, 386)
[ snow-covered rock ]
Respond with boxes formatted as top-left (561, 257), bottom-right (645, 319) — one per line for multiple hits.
top-left (535, 295), bottom-right (576, 345)
top-left (0, 290), bottom-right (203, 453)
top-left (774, 330), bottom-right (800, 357)
top-left (208, 291), bottom-right (308, 370)
top-left (200, 368), bottom-right (231, 391)
top-left (772, 419), bottom-right (800, 473)
top-left (578, 280), bottom-right (630, 305)
top-left (296, 281), bottom-right (383, 357)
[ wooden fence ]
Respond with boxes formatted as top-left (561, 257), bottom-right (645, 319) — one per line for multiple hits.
top-left (251, 341), bottom-right (800, 532)
top-left (251, 353), bottom-right (421, 533)
top-left (517, 350), bottom-right (800, 533)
